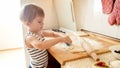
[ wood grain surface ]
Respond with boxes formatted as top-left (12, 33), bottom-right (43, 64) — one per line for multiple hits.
top-left (48, 33), bottom-right (120, 65)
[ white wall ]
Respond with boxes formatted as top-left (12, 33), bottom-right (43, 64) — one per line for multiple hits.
top-left (54, 0), bottom-right (77, 31)
top-left (73, 0), bottom-right (120, 39)
top-left (0, 0), bottom-right (24, 50)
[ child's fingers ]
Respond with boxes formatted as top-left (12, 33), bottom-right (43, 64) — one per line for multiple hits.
top-left (66, 36), bottom-right (72, 44)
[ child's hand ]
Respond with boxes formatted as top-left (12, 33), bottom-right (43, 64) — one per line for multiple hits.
top-left (62, 36), bottom-right (72, 44)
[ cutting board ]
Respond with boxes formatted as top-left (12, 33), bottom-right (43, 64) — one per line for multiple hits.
top-left (48, 33), bottom-right (120, 65)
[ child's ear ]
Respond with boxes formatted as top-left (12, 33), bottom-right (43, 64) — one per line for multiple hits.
top-left (26, 22), bottom-right (31, 26)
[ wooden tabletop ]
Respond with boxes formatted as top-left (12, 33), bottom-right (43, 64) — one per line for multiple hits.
top-left (48, 33), bottom-right (120, 65)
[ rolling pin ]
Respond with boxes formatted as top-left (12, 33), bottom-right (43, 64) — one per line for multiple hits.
top-left (81, 38), bottom-right (100, 61)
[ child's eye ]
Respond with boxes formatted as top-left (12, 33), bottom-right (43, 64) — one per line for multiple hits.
top-left (38, 21), bottom-right (42, 23)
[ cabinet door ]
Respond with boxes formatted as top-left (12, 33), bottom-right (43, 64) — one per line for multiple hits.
top-left (54, 0), bottom-right (76, 31)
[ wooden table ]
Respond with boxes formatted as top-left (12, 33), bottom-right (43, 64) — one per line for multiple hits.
top-left (61, 52), bottom-right (117, 68)
top-left (48, 32), bottom-right (120, 67)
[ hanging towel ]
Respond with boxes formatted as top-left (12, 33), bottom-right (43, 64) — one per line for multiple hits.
top-left (108, 0), bottom-right (120, 25)
top-left (116, 0), bottom-right (120, 25)
top-left (101, 0), bottom-right (115, 14)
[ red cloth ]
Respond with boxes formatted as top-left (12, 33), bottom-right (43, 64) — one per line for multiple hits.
top-left (108, 0), bottom-right (120, 25)
top-left (101, 0), bottom-right (115, 14)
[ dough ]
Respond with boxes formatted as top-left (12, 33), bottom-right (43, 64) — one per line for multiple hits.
top-left (67, 44), bottom-right (85, 53)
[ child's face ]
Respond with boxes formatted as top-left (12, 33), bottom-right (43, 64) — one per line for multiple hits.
top-left (28, 16), bottom-right (44, 32)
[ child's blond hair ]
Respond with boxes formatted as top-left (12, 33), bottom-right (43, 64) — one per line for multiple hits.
top-left (20, 4), bottom-right (44, 22)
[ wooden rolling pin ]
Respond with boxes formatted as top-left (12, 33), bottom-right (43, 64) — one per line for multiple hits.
top-left (81, 38), bottom-right (100, 61)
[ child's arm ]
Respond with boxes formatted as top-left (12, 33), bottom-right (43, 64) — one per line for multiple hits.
top-left (43, 30), bottom-right (65, 37)
top-left (26, 35), bottom-right (72, 50)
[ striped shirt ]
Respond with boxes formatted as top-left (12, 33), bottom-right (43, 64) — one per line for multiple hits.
top-left (25, 32), bottom-right (48, 68)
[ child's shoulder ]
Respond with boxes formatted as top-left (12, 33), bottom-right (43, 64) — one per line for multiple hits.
top-left (25, 36), bottom-right (35, 48)
top-left (26, 35), bottom-right (35, 42)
